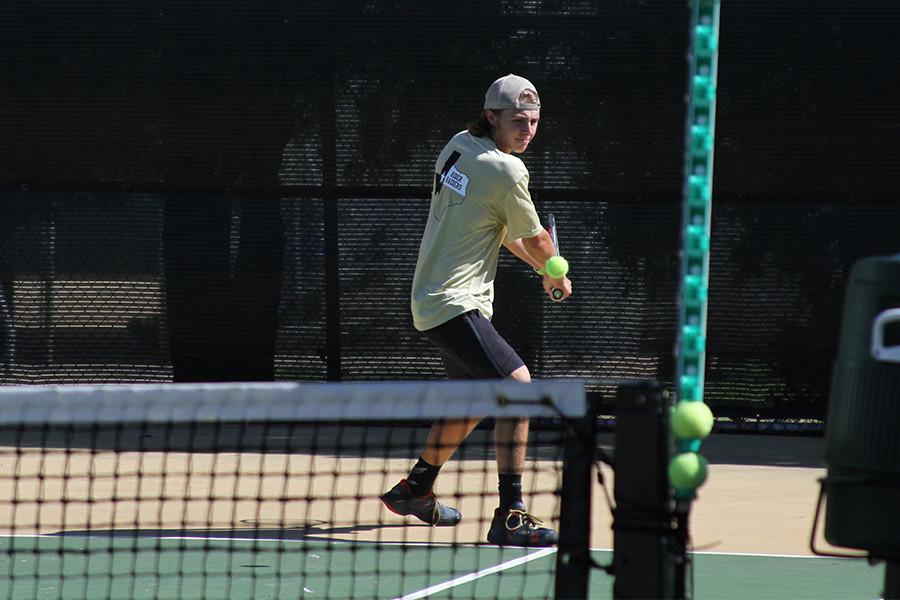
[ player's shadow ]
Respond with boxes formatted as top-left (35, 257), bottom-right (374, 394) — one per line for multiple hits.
top-left (52, 520), bottom-right (459, 545)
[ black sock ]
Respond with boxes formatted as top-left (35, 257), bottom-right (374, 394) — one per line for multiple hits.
top-left (498, 473), bottom-right (524, 512)
top-left (406, 457), bottom-right (440, 497)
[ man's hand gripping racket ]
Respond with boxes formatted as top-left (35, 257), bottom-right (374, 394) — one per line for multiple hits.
top-left (543, 214), bottom-right (571, 302)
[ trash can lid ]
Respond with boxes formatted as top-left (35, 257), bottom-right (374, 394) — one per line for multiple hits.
top-left (852, 254), bottom-right (900, 286)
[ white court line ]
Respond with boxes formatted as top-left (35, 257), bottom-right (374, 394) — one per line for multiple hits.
top-left (590, 546), bottom-right (865, 561)
top-left (689, 549), bottom-right (868, 560)
top-left (0, 533), bottom-right (481, 548)
top-left (394, 547), bottom-right (557, 600)
top-left (2, 536), bottom-right (854, 561)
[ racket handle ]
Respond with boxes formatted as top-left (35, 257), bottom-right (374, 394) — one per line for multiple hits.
top-left (552, 288), bottom-right (564, 301)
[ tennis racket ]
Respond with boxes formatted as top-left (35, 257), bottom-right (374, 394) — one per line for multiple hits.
top-left (547, 213), bottom-right (564, 301)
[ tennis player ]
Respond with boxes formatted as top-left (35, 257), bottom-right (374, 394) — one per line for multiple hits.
top-left (381, 74), bottom-right (572, 547)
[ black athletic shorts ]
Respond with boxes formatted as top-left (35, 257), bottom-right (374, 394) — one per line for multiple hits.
top-left (421, 309), bottom-right (525, 380)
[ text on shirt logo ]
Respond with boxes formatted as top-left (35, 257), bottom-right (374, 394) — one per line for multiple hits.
top-left (441, 165), bottom-right (469, 197)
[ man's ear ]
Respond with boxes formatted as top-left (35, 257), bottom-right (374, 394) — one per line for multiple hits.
top-left (485, 110), bottom-right (498, 126)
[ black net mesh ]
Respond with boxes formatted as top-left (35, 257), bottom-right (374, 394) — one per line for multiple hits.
top-left (0, 380), bottom-right (589, 599)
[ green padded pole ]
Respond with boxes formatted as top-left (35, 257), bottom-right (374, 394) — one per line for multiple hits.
top-left (673, 0), bottom-right (721, 497)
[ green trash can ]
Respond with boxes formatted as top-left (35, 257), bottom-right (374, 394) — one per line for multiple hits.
top-left (824, 254), bottom-right (900, 558)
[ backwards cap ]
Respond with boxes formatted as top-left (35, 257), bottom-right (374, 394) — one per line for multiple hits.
top-left (483, 74), bottom-right (541, 111)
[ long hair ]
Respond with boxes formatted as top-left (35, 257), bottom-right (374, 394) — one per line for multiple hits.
top-left (466, 109), bottom-right (503, 138)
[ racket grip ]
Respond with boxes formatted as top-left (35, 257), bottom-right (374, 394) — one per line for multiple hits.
top-left (552, 288), bottom-right (564, 301)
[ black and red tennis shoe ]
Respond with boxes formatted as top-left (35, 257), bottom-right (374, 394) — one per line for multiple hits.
top-left (486, 507), bottom-right (558, 547)
top-left (381, 479), bottom-right (462, 526)
top-left (382, 481), bottom-right (557, 546)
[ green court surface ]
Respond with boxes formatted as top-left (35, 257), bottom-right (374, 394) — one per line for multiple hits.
top-left (687, 552), bottom-right (883, 600)
top-left (0, 536), bottom-right (557, 600)
top-left (0, 537), bottom-right (885, 599)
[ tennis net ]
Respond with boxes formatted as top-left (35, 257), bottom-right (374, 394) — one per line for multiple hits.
top-left (0, 380), bottom-right (590, 600)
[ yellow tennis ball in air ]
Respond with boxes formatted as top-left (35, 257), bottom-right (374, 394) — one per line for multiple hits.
top-left (668, 452), bottom-right (708, 491)
top-left (545, 256), bottom-right (569, 279)
top-left (671, 401), bottom-right (714, 439)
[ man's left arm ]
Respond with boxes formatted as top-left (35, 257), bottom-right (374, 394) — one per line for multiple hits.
top-left (501, 235), bottom-right (543, 271)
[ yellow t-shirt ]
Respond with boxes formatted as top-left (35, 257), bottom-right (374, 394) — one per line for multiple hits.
top-left (411, 131), bottom-right (543, 331)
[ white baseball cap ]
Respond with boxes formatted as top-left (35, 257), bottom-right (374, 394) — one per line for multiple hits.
top-left (483, 74), bottom-right (541, 111)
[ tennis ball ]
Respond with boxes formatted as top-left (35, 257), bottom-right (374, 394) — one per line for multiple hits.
top-left (671, 401), bottom-right (714, 439)
top-left (668, 452), bottom-right (708, 491)
top-left (545, 256), bottom-right (569, 279)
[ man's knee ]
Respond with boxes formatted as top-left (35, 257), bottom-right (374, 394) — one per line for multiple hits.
top-left (507, 365), bottom-right (531, 383)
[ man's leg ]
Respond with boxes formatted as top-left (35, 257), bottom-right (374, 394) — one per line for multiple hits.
top-left (380, 351), bottom-right (472, 527)
top-left (487, 364), bottom-right (558, 547)
top-left (407, 350), bottom-right (476, 496)
top-left (494, 365), bottom-right (530, 510)
top-left (420, 418), bottom-right (483, 468)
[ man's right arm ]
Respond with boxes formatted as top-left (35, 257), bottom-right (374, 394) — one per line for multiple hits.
top-left (521, 229), bottom-right (557, 266)
top-left (522, 231), bottom-right (573, 301)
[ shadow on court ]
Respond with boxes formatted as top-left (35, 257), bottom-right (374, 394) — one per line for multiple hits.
top-left (595, 430), bottom-right (826, 468)
top-left (50, 521), bottom-right (441, 545)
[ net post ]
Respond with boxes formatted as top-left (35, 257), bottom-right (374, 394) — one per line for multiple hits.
top-left (611, 381), bottom-right (685, 599)
top-left (318, 37), bottom-right (341, 382)
top-left (554, 393), bottom-right (598, 599)
top-left (886, 560), bottom-right (900, 599)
